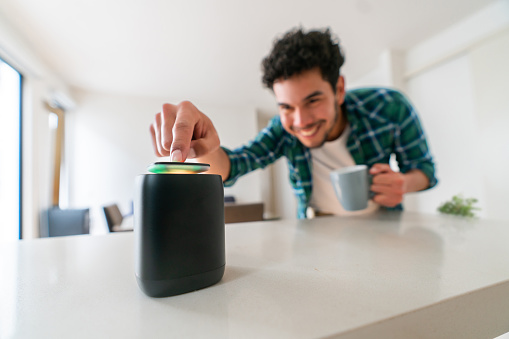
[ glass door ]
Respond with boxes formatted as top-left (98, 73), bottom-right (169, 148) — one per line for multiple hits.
top-left (0, 58), bottom-right (22, 241)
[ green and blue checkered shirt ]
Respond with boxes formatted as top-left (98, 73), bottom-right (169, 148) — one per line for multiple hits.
top-left (222, 87), bottom-right (437, 219)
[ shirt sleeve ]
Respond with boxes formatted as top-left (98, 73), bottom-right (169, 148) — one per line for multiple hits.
top-left (223, 116), bottom-right (287, 187)
top-left (391, 92), bottom-right (438, 189)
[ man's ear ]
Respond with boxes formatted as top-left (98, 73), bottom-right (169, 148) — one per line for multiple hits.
top-left (336, 75), bottom-right (346, 104)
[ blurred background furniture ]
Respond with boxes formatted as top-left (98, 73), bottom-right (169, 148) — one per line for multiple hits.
top-left (40, 103), bottom-right (90, 238)
top-left (224, 195), bottom-right (236, 204)
top-left (102, 204), bottom-right (133, 232)
top-left (40, 207), bottom-right (90, 237)
top-left (224, 202), bottom-right (264, 224)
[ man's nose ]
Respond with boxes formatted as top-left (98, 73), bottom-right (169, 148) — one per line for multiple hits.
top-left (293, 108), bottom-right (313, 127)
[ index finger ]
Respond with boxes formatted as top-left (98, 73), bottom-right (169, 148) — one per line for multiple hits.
top-left (170, 101), bottom-right (198, 162)
top-left (161, 103), bottom-right (177, 152)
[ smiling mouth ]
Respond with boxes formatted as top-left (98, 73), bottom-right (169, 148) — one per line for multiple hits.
top-left (293, 121), bottom-right (324, 138)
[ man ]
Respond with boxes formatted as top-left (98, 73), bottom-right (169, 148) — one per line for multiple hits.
top-left (150, 27), bottom-right (437, 219)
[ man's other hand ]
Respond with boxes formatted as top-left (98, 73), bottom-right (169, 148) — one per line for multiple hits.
top-left (369, 163), bottom-right (406, 208)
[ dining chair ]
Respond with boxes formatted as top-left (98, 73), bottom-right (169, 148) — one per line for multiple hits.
top-left (41, 207), bottom-right (90, 237)
top-left (102, 204), bottom-right (133, 232)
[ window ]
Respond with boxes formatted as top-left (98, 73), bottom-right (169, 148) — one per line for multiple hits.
top-left (0, 58), bottom-right (22, 241)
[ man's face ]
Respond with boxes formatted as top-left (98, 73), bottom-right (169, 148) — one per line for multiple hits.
top-left (273, 68), bottom-right (346, 148)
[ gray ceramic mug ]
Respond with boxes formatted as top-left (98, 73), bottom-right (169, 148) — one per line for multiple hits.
top-left (330, 165), bottom-right (372, 211)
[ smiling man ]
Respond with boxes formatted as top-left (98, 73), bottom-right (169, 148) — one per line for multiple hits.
top-left (150, 27), bottom-right (437, 218)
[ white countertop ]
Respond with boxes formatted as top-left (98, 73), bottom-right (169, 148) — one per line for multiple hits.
top-left (1, 211), bottom-right (509, 338)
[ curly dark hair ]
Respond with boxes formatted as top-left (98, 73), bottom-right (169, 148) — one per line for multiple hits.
top-left (262, 27), bottom-right (345, 92)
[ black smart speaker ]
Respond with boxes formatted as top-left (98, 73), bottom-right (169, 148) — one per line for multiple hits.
top-left (134, 171), bottom-right (225, 297)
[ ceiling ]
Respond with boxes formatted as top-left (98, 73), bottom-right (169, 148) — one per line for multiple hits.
top-left (0, 0), bottom-right (498, 111)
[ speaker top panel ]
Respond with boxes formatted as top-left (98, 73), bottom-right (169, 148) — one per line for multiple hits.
top-left (147, 162), bottom-right (210, 174)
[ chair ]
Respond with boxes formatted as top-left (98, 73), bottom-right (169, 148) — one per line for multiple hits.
top-left (41, 207), bottom-right (90, 237)
top-left (103, 204), bottom-right (133, 232)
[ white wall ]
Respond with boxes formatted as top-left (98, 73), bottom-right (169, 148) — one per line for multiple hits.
top-left (348, 49), bottom-right (406, 91)
top-left (404, 55), bottom-right (483, 214)
top-left (256, 110), bottom-right (298, 220)
top-left (403, 1), bottom-right (509, 221)
top-left (68, 90), bottom-right (263, 234)
top-left (338, 0), bottom-right (509, 221)
top-left (469, 29), bottom-right (509, 220)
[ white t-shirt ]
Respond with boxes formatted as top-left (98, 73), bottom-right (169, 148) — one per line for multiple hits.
top-left (309, 124), bottom-right (379, 216)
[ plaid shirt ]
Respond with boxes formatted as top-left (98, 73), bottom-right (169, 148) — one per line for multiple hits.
top-left (223, 87), bottom-right (437, 219)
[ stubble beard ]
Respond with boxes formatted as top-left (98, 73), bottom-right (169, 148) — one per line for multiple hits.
top-left (309, 101), bottom-right (341, 149)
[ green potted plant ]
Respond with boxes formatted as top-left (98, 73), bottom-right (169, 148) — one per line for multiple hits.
top-left (437, 194), bottom-right (480, 218)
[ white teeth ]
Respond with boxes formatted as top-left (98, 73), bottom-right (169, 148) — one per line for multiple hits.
top-left (299, 125), bottom-right (319, 137)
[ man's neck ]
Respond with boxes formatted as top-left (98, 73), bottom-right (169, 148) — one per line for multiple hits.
top-left (326, 105), bottom-right (348, 142)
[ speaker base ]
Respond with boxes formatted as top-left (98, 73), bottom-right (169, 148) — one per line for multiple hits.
top-left (136, 265), bottom-right (225, 298)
